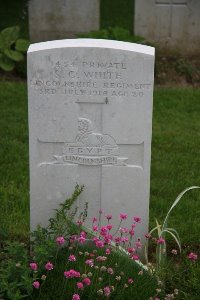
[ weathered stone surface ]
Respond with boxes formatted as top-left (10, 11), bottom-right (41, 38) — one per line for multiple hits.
top-left (29, 0), bottom-right (100, 42)
top-left (134, 0), bottom-right (200, 52)
top-left (28, 39), bottom-right (155, 243)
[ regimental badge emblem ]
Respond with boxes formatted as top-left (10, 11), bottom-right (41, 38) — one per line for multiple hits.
top-left (53, 118), bottom-right (128, 166)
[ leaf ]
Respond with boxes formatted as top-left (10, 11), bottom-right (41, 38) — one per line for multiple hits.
top-left (148, 224), bottom-right (161, 236)
top-left (15, 39), bottom-right (30, 52)
top-left (155, 218), bottom-right (162, 237)
top-left (163, 229), bottom-right (182, 253)
top-left (0, 55), bottom-right (15, 71)
top-left (162, 186), bottom-right (200, 231)
top-left (4, 49), bottom-right (24, 62)
top-left (0, 26), bottom-right (20, 49)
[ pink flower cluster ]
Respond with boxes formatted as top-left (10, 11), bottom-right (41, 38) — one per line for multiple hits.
top-left (56, 236), bottom-right (65, 245)
top-left (83, 277), bottom-right (91, 286)
top-left (96, 256), bottom-right (107, 262)
top-left (72, 294), bottom-right (80, 300)
top-left (157, 237), bottom-right (165, 245)
top-left (188, 252), bottom-right (198, 261)
top-left (45, 262), bottom-right (54, 271)
top-left (30, 262), bottom-right (38, 271)
top-left (33, 280), bottom-right (40, 289)
top-left (64, 269), bottom-right (81, 278)
top-left (104, 286), bottom-right (111, 297)
top-left (90, 212), bottom-right (143, 253)
top-left (85, 259), bottom-right (94, 267)
top-left (78, 231), bottom-right (86, 244)
top-left (69, 255), bottom-right (76, 262)
top-left (120, 213), bottom-right (127, 220)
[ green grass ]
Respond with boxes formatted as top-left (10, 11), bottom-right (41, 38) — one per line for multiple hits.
top-left (0, 82), bottom-right (29, 240)
top-left (150, 88), bottom-right (200, 246)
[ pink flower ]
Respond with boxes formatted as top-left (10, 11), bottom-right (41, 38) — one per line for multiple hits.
top-left (131, 223), bottom-right (136, 229)
top-left (119, 227), bottom-right (129, 234)
top-left (30, 262), bottom-right (38, 271)
top-left (129, 229), bottom-right (135, 236)
top-left (128, 247), bottom-right (135, 254)
top-left (70, 235), bottom-right (78, 243)
top-left (135, 241), bottom-right (142, 249)
top-left (99, 209), bottom-right (103, 214)
top-left (100, 226), bottom-right (108, 235)
top-left (145, 233), bottom-right (151, 239)
top-left (82, 277), bottom-right (91, 286)
top-left (105, 214), bottom-right (112, 220)
top-left (106, 248), bottom-right (111, 255)
top-left (107, 267), bottom-right (114, 275)
top-left (92, 217), bottom-right (97, 223)
top-left (96, 256), bottom-right (107, 262)
top-left (78, 236), bottom-right (86, 244)
top-left (56, 236), bottom-right (65, 245)
top-left (80, 231), bottom-right (86, 237)
top-left (133, 216), bottom-right (141, 223)
top-left (45, 262), bottom-right (54, 271)
top-left (172, 249), bottom-right (178, 255)
top-left (128, 278), bottom-right (133, 284)
top-left (64, 269), bottom-right (80, 278)
top-left (76, 220), bottom-right (83, 226)
top-left (104, 234), bottom-right (113, 244)
top-left (106, 224), bottom-right (113, 231)
top-left (120, 213), bottom-right (127, 220)
top-left (69, 255), bottom-right (76, 262)
top-left (93, 225), bottom-right (98, 231)
top-left (77, 282), bottom-right (84, 289)
top-left (188, 252), bottom-right (198, 261)
top-left (157, 237), bottom-right (165, 244)
top-left (72, 294), bottom-right (80, 300)
top-left (95, 240), bottom-right (104, 248)
top-left (121, 237), bottom-right (129, 243)
top-left (103, 286), bottom-right (111, 297)
top-left (114, 237), bottom-right (122, 244)
top-left (132, 255), bottom-right (139, 260)
top-left (85, 259), bottom-right (94, 267)
top-left (33, 281), bottom-right (40, 289)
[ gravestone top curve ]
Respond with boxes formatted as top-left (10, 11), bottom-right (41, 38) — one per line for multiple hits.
top-left (28, 39), bottom-right (155, 56)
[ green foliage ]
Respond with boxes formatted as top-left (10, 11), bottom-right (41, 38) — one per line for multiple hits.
top-left (78, 27), bottom-right (148, 44)
top-left (31, 185), bottom-right (84, 266)
top-left (47, 184), bottom-right (84, 236)
top-left (0, 186), bottom-right (83, 299)
top-left (146, 187), bottom-right (200, 269)
top-left (0, 242), bottom-right (33, 299)
top-left (174, 58), bottom-right (197, 83)
top-left (0, 186), bottom-right (157, 300)
top-left (0, 26), bottom-right (29, 72)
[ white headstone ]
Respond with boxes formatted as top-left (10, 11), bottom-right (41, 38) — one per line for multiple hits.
top-left (29, 0), bottom-right (100, 42)
top-left (134, 0), bottom-right (200, 52)
top-left (28, 39), bottom-right (155, 244)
